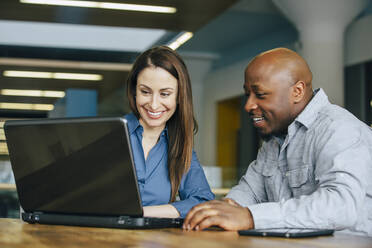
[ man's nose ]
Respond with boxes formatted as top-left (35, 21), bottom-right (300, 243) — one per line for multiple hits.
top-left (244, 96), bottom-right (257, 112)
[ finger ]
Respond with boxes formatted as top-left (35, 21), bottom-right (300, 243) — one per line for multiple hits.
top-left (183, 201), bottom-right (219, 229)
top-left (196, 215), bottom-right (225, 231)
top-left (222, 198), bottom-right (239, 206)
top-left (187, 208), bottom-right (219, 231)
top-left (183, 203), bottom-right (208, 229)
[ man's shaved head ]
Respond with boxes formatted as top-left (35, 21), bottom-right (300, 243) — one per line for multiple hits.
top-left (246, 47), bottom-right (313, 93)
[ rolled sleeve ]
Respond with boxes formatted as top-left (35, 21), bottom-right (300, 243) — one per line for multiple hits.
top-left (171, 151), bottom-right (214, 217)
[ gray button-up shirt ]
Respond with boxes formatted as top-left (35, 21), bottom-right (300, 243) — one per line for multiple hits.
top-left (227, 88), bottom-right (372, 236)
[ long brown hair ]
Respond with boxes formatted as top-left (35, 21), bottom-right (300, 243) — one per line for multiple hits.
top-left (127, 46), bottom-right (197, 202)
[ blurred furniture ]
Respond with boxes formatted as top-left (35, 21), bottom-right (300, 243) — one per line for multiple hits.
top-left (0, 184), bottom-right (19, 218)
top-left (211, 188), bottom-right (230, 199)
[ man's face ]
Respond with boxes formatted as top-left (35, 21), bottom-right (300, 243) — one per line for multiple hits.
top-left (244, 66), bottom-right (295, 139)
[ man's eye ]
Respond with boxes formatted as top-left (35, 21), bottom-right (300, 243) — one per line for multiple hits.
top-left (256, 93), bottom-right (265, 98)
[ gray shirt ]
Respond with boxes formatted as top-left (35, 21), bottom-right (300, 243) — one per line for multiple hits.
top-left (227, 88), bottom-right (372, 236)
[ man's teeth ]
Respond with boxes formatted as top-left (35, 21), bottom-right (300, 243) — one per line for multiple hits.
top-left (148, 110), bottom-right (162, 116)
top-left (253, 117), bottom-right (264, 122)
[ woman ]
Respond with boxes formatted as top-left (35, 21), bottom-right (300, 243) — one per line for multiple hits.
top-left (125, 46), bottom-right (214, 218)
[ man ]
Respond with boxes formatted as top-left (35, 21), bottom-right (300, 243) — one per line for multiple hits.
top-left (183, 48), bottom-right (372, 236)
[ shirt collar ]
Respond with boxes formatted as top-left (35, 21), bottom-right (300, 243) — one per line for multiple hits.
top-left (125, 113), bottom-right (141, 135)
top-left (125, 112), bottom-right (168, 137)
top-left (294, 88), bottom-right (329, 129)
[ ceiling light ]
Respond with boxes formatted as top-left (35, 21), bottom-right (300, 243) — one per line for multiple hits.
top-left (0, 58), bottom-right (132, 71)
top-left (167, 32), bottom-right (193, 50)
top-left (0, 89), bottom-right (65, 98)
top-left (4, 71), bottom-right (51, 78)
top-left (0, 103), bottom-right (54, 111)
top-left (53, 73), bottom-right (102, 81)
top-left (20, 0), bottom-right (177, 14)
top-left (3, 70), bottom-right (102, 81)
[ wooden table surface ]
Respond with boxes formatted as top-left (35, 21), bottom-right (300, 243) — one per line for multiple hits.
top-left (0, 218), bottom-right (371, 248)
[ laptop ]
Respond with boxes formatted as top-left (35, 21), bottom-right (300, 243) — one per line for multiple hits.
top-left (4, 117), bottom-right (183, 229)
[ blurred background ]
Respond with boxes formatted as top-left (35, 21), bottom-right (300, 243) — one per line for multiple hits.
top-left (0, 0), bottom-right (371, 218)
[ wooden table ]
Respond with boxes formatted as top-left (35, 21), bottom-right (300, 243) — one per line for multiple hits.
top-left (0, 218), bottom-right (371, 248)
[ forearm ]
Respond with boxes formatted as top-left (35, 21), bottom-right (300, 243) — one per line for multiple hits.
top-left (143, 204), bottom-right (180, 218)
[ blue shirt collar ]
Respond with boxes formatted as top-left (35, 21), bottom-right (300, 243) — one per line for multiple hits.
top-left (125, 113), bottom-right (141, 135)
top-left (125, 112), bottom-right (168, 138)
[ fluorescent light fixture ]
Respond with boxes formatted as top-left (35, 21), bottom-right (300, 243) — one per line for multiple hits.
top-left (20, 0), bottom-right (177, 14)
top-left (0, 89), bottom-right (65, 98)
top-left (4, 71), bottom-right (51, 78)
top-left (3, 70), bottom-right (102, 81)
top-left (167, 32), bottom-right (193, 50)
top-left (53, 73), bottom-right (101, 81)
top-left (0, 103), bottom-right (54, 111)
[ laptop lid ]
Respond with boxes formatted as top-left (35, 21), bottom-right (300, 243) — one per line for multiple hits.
top-left (4, 117), bottom-right (143, 218)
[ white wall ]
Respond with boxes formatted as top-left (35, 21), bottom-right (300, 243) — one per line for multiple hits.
top-left (345, 14), bottom-right (372, 66)
top-left (199, 59), bottom-right (251, 165)
top-left (182, 53), bottom-right (215, 158)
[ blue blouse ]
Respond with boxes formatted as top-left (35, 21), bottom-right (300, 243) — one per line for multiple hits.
top-left (125, 113), bottom-right (214, 218)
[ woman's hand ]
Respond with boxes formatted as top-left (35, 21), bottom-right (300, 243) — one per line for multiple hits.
top-left (143, 204), bottom-right (180, 218)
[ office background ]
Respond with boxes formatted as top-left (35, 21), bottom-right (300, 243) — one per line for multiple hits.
top-left (0, 0), bottom-right (371, 216)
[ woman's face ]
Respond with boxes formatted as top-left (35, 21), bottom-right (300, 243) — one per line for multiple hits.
top-left (135, 66), bottom-right (178, 130)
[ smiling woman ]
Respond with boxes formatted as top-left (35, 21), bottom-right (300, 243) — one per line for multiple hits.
top-left (125, 46), bottom-right (214, 218)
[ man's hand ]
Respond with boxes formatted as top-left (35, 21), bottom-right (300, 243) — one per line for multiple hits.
top-left (183, 199), bottom-right (254, 231)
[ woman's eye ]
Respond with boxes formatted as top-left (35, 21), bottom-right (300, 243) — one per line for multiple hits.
top-left (141, 90), bottom-right (150, 95)
top-left (161, 92), bottom-right (170, 97)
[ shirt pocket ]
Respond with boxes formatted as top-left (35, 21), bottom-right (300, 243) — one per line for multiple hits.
top-left (260, 161), bottom-right (281, 202)
top-left (286, 164), bottom-right (317, 197)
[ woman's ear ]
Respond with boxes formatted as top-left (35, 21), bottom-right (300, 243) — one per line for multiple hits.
top-left (292, 80), bottom-right (305, 104)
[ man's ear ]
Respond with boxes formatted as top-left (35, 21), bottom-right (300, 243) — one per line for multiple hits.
top-left (292, 80), bottom-right (305, 104)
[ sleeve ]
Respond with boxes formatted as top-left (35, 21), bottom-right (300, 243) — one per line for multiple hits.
top-left (226, 160), bottom-right (268, 206)
top-left (171, 150), bottom-right (215, 218)
top-left (248, 125), bottom-right (371, 231)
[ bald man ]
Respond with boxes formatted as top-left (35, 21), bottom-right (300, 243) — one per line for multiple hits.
top-left (183, 48), bottom-right (372, 236)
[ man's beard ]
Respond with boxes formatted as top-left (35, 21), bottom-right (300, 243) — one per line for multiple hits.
top-left (257, 128), bottom-right (288, 142)
top-left (258, 131), bottom-right (273, 141)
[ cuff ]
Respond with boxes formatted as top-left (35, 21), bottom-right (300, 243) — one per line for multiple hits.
top-left (248, 202), bottom-right (283, 229)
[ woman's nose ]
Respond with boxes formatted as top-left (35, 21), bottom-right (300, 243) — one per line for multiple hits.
top-left (150, 95), bottom-right (160, 109)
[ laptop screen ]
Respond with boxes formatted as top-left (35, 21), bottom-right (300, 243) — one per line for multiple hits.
top-left (5, 117), bottom-right (143, 217)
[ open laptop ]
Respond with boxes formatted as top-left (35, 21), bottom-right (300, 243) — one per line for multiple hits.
top-left (4, 117), bottom-right (183, 229)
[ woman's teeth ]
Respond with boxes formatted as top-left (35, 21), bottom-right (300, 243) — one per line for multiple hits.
top-left (148, 110), bottom-right (162, 117)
